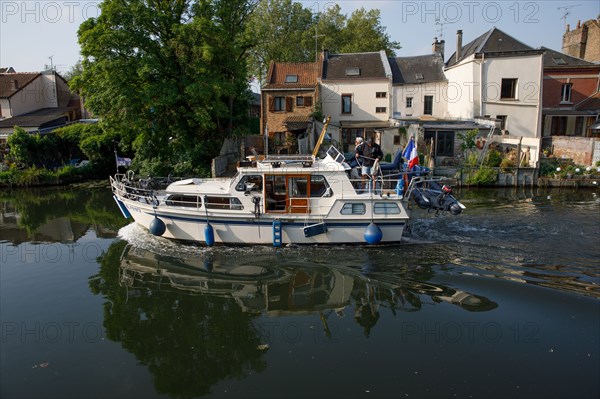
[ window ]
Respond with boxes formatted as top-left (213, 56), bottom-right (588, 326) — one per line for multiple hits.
top-left (342, 94), bottom-right (352, 114)
top-left (550, 116), bottom-right (568, 136)
top-left (376, 107), bottom-right (387, 113)
top-left (285, 74), bottom-right (298, 83)
top-left (288, 177), bottom-right (308, 197)
top-left (341, 203), bottom-right (366, 215)
top-left (415, 73), bottom-right (424, 80)
top-left (406, 97), bottom-right (413, 108)
top-left (206, 196), bottom-right (243, 210)
top-left (501, 78), bottom-right (517, 99)
top-left (496, 115), bottom-right (507, 130)
top-left (274, 97), bottom-right (285, 111)
top-left (425, 131), bottom-right (455, 157)
top-left (166, 195), bottom-right (201, 208)
top-left (561, 83), bottom-right (572, 103)
top-left (393, 135), bottom-right (401, 145)
top-left (309, 175), bottom-right (332, 197)
top-left (376, 92), bottom-right (387, 98)
top-left (235, 175), bottom-right (263, 192)
top-left (346, 68), bottom-right (360, 76)
top-left (374, 202), bottom-right (400, 215)
top-left (424, 96), bottom-right (433, 115)
top-left (575, 117), bottom-right (585, 135)
top-left (342, 128), bottom-right (364, 152)
top-left (296, 96), bottom-right (304, 107)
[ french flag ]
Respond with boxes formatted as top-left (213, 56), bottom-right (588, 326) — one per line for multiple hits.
top-left (402, 138), bottom-right (419, 171)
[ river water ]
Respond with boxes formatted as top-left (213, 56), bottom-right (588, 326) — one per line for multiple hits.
top-left (0, 185), bottom-right (598, 399)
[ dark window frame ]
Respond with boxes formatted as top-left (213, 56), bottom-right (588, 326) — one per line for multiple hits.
top-left (501, 78), bottom-right (518, 99)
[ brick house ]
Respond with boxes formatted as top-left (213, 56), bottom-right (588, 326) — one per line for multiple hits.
top-left (261, 62), bottom-right (320, 154)
top-left (541, 47), bottom-right (600, 137)
top-left (562, 17), bottom-right (600, 63)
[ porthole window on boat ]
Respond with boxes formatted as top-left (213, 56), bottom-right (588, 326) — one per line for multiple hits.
top-left (235, 175), bottom-right (263, 192)
top-left (374, 202), bottom-right (400, 215)
top-left (165, 195), bottom-right (201, 208)
top-left (205, 196), bottom-right (244, 210)
top-left (340, 203), bottom-right (366, 215)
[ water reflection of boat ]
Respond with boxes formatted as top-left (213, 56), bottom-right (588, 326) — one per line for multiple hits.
top-left (119, 244), bottom-right (497, 317)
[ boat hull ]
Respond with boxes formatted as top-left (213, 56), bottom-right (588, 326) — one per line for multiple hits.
top-left (119, 196), bottom-right (408, 245)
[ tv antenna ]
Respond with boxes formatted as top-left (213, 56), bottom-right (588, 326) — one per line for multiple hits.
top-left (435, 17), bottom-right (450, 39)
top-left (557, 4), bottom-right (581, 29)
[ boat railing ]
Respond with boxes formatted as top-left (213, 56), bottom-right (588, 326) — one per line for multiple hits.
top-left (110, 174), bottom-right (160, 205)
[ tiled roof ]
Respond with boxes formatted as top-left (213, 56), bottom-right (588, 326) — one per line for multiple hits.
top-left (389, 54), bottom-right (446, 85)
top-left (323, 52), bottom-right (387, 80)
top-left (541, 47), bottom-right (599, 68)
top-left (0, 107), bottom-right (73, 128)
top-left (575, 92), bottom-right (600, 112)
top-left (263, 62), bottom-right (319, 90)
top-left (446, 27), bottom-right (536, 68)
top-left (0, 73), bottom-right (40, 98)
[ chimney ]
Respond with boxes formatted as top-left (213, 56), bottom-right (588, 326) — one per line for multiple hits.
top-left (576, 20), bottom-right (581, 29)
top-left (432, 37), bottom-right (445, 59)
top-left (456, 30), bottom-right (463, 63)
top-left (566, 24), bottom-right (570, 32)
top-left (9, 79), bottom-right (18, 91)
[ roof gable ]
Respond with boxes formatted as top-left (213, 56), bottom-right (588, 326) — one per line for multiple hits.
top-left (390, 54), bottom-right (446, 85)
top-left (0, 73), bottom-right (41, 98)
top-left (446, 28), bottom-right (535, 68)
top-left (323, 52), bottom-right (387, 80)
top-left (263, 62), bottom-right (319, 90)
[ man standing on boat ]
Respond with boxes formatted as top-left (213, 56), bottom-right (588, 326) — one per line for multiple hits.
top-left (359, 138), bottom-right (383, 191)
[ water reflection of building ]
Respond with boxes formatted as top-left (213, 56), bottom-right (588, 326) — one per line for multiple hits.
top-left (0, 201), bottom-right (90, 244)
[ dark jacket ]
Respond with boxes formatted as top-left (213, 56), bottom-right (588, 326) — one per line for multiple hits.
top-left (361, 142), bottom-right (383, 167)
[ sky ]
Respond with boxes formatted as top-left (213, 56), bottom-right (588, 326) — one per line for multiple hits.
top-left (1, 0), bottom-right (598, 75)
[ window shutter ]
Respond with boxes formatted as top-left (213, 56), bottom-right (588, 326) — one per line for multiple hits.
top-left (286, 97), bottom-right (293, 112)
top-left (269, 98), bottom-right (275, 112)
top-left (304, 96), bottom-right (313, 107)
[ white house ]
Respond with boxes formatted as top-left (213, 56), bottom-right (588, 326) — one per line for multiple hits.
top-left (319, 50), bottom-right (393, 152)
top-left (0, 70), bottom-right (82, 139)
top-left (389, 52), bottom-right (448, 120)
top-left (444, 28), bottom-right (544, 139)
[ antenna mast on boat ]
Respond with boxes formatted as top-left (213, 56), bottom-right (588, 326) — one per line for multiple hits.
top-left (312, 116), bottom-right (331, 157)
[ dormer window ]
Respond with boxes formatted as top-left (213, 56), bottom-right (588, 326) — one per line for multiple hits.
top-left (346, 68), bottom-right (360, 76)
top-left (285, 74), bottom-right (298, 83)
top-left (552, 58), bottom-right (566, 65)
top-left (415, 73), bottom-right (424, 80)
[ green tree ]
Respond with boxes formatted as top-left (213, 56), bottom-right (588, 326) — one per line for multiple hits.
top-left (247, 1), bottom-right (400, 84)
top-left (338, 8), bottom-right (400, 55)
top-left (246, 0), bottom-right (314, 83)
top-left (7, 127), bottom-right (37, 167)
top-left (73, 0), bottom-right (257, 176)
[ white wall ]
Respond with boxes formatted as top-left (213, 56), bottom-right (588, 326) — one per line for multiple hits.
top-left (445, 55), bottom-right (481, 119)
top-left (392, 81), bottom-right (448, 118)
top-left (321, 80), bottom-right (390, 126)
top-left (9, 74), bottom-right (58, 117)
top-left (0, 99), bottom-right (11, 118)
top-left (481, 54), bottom-right (543, 138)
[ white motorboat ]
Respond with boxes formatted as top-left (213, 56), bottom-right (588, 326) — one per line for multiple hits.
top-left (110, 145), bottom-right (464, 246)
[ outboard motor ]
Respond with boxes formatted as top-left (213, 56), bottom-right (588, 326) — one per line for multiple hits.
top-left (411, 181), bottom-right (464, 215)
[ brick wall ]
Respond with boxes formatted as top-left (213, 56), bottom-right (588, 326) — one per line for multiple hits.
top-left (543, 70), bottom-right (600, 108)
top-left (261, 90), bottom-right (315, 134)
top-left (550, 136), bottom-right (597, 165)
